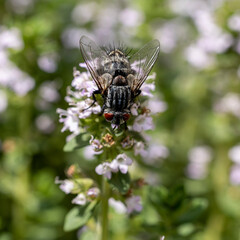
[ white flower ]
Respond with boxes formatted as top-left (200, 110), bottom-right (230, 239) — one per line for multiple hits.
top-left (109, 198), bottom-right (127, 214)
top-left (0, 27), bottom-right (24, 50)
top-left (148, 144), bottom-right (169, 160)
top-left (134, 141), bottom-right (147, 157)
top-left (126, 195), bottom-right (142, 214)
top-left (145, 99), bottom-right (167, 114)
top-left (229, 145), bottom-right (240, 164)
top-left (72, 70), bottom-right (96, 98)
top-left (72, 193), bottom-right (87, 205)
top-left (230, 164), bottom-right (240, 186)
top-left (95, 162), bottom-right (117, 179)
top-left (130, 103), bottom-right (139, 116)
top-left (119, 8), bottom-right (144, 28)
top-left (111, 153), bottom-right (133, 174)
top-left (57, 108), bottom-right (80, 134)
top-left (37, 53), bottom-right (58, 73)
top-left (184, 44), bottom-right (214, 69)
top-left (141, 83), bottom-right (155, 97)
top-left (87, 187), bottom-right (100, 198)
top-left (38, 81), bottom-right (60, 103)
top-left (89, 135), bottom-right (103, 151)
top-left (213, 93), bottom-right (240, 118)
top-left (228, 13), bottom-right (240, 32)
top-left (55, 177), bottom-right (74, 194)
top-left (133, 114), bottom-right (154, 132)
top-left (35, 114), bottom-right (55, 134)
top-left (186, 146), bottom-right (212, 179)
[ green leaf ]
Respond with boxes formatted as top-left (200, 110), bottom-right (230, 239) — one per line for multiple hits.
top-left (64, 201), bottom-right (97, 231)
top-left (108, 172), bottom-right (131, 194)
top-left (63, 133), bottom-right (90, 152)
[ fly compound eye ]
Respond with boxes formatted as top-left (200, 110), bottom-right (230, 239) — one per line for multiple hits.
top-left (104, 113), bottom-right (114, 122)
top-left (123, 113), bottom-right (130, 121)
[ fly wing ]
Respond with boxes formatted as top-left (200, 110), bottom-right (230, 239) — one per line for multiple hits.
top-left (129, 39), bottom-right (160, 94)
top-left (79, 36), bottom-right (110, 92)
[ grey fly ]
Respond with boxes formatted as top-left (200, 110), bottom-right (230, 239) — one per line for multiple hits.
top-left (79, 36), bottom-right (160, 128)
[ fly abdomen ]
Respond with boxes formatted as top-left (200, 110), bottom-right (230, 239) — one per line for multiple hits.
top-left (107, 86), bottom-right (131, 111)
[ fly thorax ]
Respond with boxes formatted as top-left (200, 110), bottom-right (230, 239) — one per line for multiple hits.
top-left (112, 75), bottom-right (127, 86)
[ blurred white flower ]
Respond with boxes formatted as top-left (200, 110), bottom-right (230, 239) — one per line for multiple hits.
top-left (55, 177), bottom-right (74, 194)
top-left (133, 114), bottom-right (154, 132)
top-left (188, 146), bottom-right (212, 164)
top-left (37, 53), bottom-right (58, 73)
top-left (154, 19), bottom-right (189, 53)
top-left (35, 114), bottom-right (55, 134)
top-left (228, 13), bottom-right (240, 32)
top-left (39, 81), bottom-right (60, 102)
top-left (0, 27), bottom-right (24, 50)
top-left (184, 44), bottom-right (214, 69)
top-left (230, 164), bottom-right (240, 186)
top-left (145, 98), bottom-right (167, 114)
top-left (109, 198), bottom-right (127, 214)
top-left (186, 145), bottom-right (212, 179)
top-left (0, 28), bottom-right (35, 96)
top-left (87, 187), bottom-right (100, 198)
top-left (141, 83), bottom-right (155, 97)
top-left (61, 27), bottom-right (91, 49)
top-left (119, 8), bottom-right (144, 27)
top-left (130, 103), bottom-right (140, 116)
top-left (111, 153), bottom-right (133, 174)
top-left (71, 2), bottom-right (97, 25)
top-left (148, 144), bottom-right (169, 160)
top-left (213, 93), bottom-right (240, 118)
top-left (134, 141), bottom-right (147, 157)
top-left (228, 145), bottom-right (240, 164)
top-left (89, 135), bottom-right (103, 151)
top-left (72, 193), bottom-right (87, 205)
top-left (0, 90), bottom-right (8, 113)
top-left (95, 162), bottom-right (117, 179)
top-left (6, 0), bottom-right (34, 15)
top-left (126, 195), bottom-right (142, 214)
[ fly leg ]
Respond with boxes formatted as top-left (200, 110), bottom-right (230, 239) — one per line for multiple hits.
top-left (84, 90), bottom-right (101, 110)
top-left (134, 90), bottom-right (141, 98)
top-left (124, 121), bottom-right (128, 130)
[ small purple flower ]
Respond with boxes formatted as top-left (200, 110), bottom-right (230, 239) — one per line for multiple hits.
top-left (72, 193), bottom-right (87, 205)
top-left (95, 162), bottom-right (117, 179)
top-left (133, 114), bottom-right (154, 132)
top-left (57, 108), bottom-right (80, 134)
top-left (130, 102), bottom-right (140, 116)
top-left (111, 153), bottom-right (133, 174)
top-left (148, 144), bottom-right (169, 160)
top-left (145, 99), bottom-right (168, 114)
top-left (125, 195), bottom-right (142, 214)
top-left (228, 145), bottom-right (240, 164)
top-left (134, 141), bottom-right (147, 157)
top-left (89, 135), bottom-right (103, 151)
top-left (141, 83), bottom-right (155, 97)
top-left (230, 164), bottom-right (240, 185)
top-left (109, 198), bottom-right (127, 214)
top-left (87, 187), bottom-right (100, 198)
top-left (55, 177), bottom-right (74, 194)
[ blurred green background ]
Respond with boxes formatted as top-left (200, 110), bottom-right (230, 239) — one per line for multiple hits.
top-left (1, 0), bottom-right (240, 239)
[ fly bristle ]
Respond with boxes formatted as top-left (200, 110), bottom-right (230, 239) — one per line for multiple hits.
top-left (102, 42), bottom-right (131, 57)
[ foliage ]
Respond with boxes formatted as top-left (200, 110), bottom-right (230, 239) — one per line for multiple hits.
top-left (1, 0), bottom-right (240, 239)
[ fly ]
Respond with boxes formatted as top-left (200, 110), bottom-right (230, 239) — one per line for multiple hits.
top-left (79, 36), bottom-right (160, 129)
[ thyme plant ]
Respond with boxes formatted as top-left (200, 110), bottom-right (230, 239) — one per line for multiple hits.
top-left (57, 62), bottom-right (165, 239)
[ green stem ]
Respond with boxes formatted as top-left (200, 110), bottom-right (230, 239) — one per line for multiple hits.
top-left (101, 177), bottom-right (110, 240)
